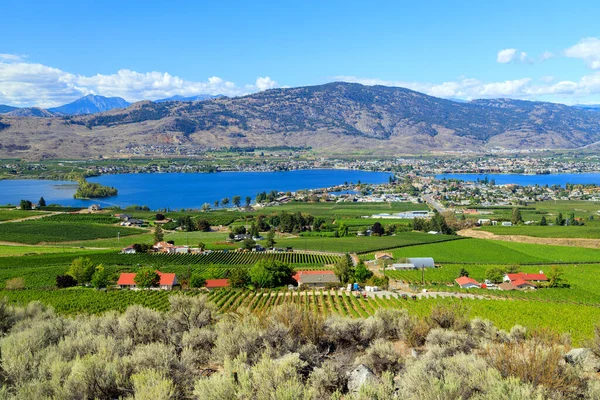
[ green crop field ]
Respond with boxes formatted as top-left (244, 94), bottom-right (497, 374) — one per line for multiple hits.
top-left (275, 232), bottom-right (461, 254)
top-left (481, 225), bottom-right (600, 238)
top-left (40, 213), bottom-right (121, 224)
top-left (0, 245), bottom-right (96, 257)
top-left (0, 221), bottom-right (144, 244)
top-left (0, 209), bottom-right (49, 221)
top-left (362, 238), bottom-right (600, 264)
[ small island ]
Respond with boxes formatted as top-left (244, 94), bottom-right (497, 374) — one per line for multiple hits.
top-left (74, 179), bottom-right (118, 199)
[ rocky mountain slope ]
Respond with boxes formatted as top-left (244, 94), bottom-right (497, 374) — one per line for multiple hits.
top-left (47, 94), bottom-right (130, 115)
top-left (1, 82), bottom-right (600, 159)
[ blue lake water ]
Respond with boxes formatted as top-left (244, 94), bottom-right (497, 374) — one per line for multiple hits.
top-left (0, 170), bottom-right (391, 210)
top-left (435, 172), bottom-right (600, 187)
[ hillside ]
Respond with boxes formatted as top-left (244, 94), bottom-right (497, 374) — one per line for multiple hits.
top-left (2, 82), bottom-right (600, 159)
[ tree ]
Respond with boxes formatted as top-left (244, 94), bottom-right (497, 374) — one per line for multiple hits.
top-left (354, 262), bottom-right (373, 283)
top-left (243, 238), bottom-right (256, 250)
top-left (67, 257), bottom-right (96, 284)
top-left (179, 215), bottom-right (196, 232)
top-left (338, 223), bottom-right (349, 237)
top-left (153, 225), bottom-right (164, 243)
top-left (232, 195), bottom-right (241, 208)
top-left (249, 260), bottom-right (294, 288)
top-left (540, 216), bottom-right (547, 226)
top-left (91, 264), bottom-right (109, 289)
top-left (458, 268), bottom-right (470, 278)
top-left (266, 228), bottom-right (276, 248)
top-left (228, 268), bottom-right (249, 288)
top-left (485, 266), bottom-right (505, 283)
top-left (214, 200), bottom-right (219, 209)
top-left (371, 222), bottom-right (385, 236)
top-left (155, 213), bottom-right (166, 221)
top-left (197, 241), bottom-right (206, 250)
top-left (134, 268), bottom-right (160, 288)
top-left (196, 219), bottom-right (211, 232)
top-left (56, 274), bottom-right (77, 288)
top-left (38, 197), bottom-right (46, 207)
top-left (19, 199), bottom-right (32, 210)
top-left (555, 212), bottom-right (565, 226)
top-left (334, 254), bottom-right (355, 284)
top-left (511, 208), bottom-right (523, 225)
top-left (245, 196), bottom-right (252, 207)
top-left (548, 266), bottom-right (568, 288)
top-left (221, 197), bottom-right (230, 207)
top-left (201, 203), bottom-right (211, 212)
top-left (189, 274), bottom-right (206, 289)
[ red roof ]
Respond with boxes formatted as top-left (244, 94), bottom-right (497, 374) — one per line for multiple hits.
top-left (205, 279), bottom-right (230, 288)
top-left (512, 279), bottom-right (536, 288)
top-left (455, 276), bottom-right (480, 287)
top-left (117, 272), bottom-right (136, 286)
top-left (292, 270), bottom-right (335, 283)
top-left (507, 273), bottom-right (547, 282)
top-left (117, 270), bottom-right (177, 286)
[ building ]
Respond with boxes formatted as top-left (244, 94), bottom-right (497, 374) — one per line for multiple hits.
top-left (501, 221), bottom-right (513, 227)
top-left (121, 245), bottom-right (136, 254)
top-left (391, 263), bottom-right (416, 270)
top-left (205, 279), bottom-right (230, 290)
top-left (88, 204), bottom-right (101, 212)
top-left (455, 276), bottom-right (481, 289)
top-left (498, 282), bottom-right (516, 291)
top-left (406, 257), bottom-right (435, 269)
top-left (504, 273), bottom-right (548, 283)
top-left (293, 270), bottom-right (340, 288)
top-left (511, 279), bottom-right (536, 290)
top-left (117, 270), bottom-right (178, 290)
top-left (374, 252), bottom-right (394, 261)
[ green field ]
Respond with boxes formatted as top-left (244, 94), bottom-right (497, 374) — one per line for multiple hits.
top-left (0, 209), bottom-right (49, 221)
top-left (0, 221), bottom-right (144, 244)
top-left (0, 245), bottom-right (97, 257)
top-left (481, 225), bottom-right (600, 238)
top-left (362, 238), bottom-right (600, 264)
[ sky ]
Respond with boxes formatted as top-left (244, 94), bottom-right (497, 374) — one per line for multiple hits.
top-left (2, 0), bottom-right (600, 107)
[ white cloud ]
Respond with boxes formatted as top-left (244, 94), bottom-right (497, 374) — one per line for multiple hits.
top-left (0, 61), bottom-right (279, 107)
top-left (334, 73), bottom-right (600, 104)
top-left (564, 37), bottom-right (600, 69)
top-left (497, 48), bottom-right (517, 63)
top-left (540, 51), bottom-right (555, 61)
top-left (0, 54), bottom-right (25, 62)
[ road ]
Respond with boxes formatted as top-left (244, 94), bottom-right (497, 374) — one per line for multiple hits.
top-left (423, 194), bottom-right (446, 213)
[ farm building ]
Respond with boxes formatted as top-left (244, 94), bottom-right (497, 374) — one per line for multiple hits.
top-left (117, 271), bottom-right (178, 290)
top-left (511, 279), bottom-right (537, 290)
top-left (204, 279), bottom-right (230, 290)
top-left (504, 272), bottom-right (548, 283)
top-left (407, 257), bottom-right (435, 268)
top-left (498, 282), bottom-right (517, 291)
top-left (374, 252), bottom-right (394, 261)
top-left (455, 276), bottom-right (481, 289)
top-left (121, 245), bottom-right (136, 254)
top-left (391, 263), bottom-right (415, 270)
top-left (293, 270), bottom-right (340, 288)
top-left (501, 221), bottom-right (513, 227)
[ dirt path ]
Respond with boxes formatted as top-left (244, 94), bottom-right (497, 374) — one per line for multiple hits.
top-left (458, 228), bottom-right (600, 249)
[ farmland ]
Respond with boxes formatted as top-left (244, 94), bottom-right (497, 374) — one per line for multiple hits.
top-left (0, 221), bottom-right (143, 244)
top-left (480, 225), bottom-right (600, 239)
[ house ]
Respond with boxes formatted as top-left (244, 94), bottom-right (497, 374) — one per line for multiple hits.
top-left (498, 282), bottom-right (516, 291)
top-left (205, 279), bottom-right (230, 290)
top-left (511, 279), bottom-right (536, 290)
top-left (504, 273), bottom-right (548, 283)
top-left (88, 204), bottom-right (101, 212)
top-left (477, 219), bottom-right (491, 225)
top-left (121, 218), bottom-right (144, 227)
top-left (117, 270), bottom-right (178, 290)
top-left (153, 241), bottom-right (176, 253)
top-left (292, 270), bottom-right (340, 288)
top-left (455, 276), bottom-right (481, 289)
top-left (501, 221), bottom-right (513, 227)
top-left (121, 245), bottom-right (136, 254)
top-left (374, 252), bottom-right (394, 261)
top-left (406, 257), bottom-right (435, 269)
top-left (234, 234), bottom-right (253, 242)
top-left (117, 213), bottom-right (133, 221)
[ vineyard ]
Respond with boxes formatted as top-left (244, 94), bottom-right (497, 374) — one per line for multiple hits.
top-left (40, 213), bottom-right (121, 224)
top-left (123, 251), bottom-right (341, 266)
top-left (0, 221), bottom-right (144, 244)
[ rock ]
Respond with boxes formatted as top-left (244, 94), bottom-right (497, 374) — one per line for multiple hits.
top-left (565, 348), bottom-right (600, 372)
top-left (347, 364), bottom-right (376, 393)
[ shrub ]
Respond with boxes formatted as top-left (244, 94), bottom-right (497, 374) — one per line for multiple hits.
top-left (189, 274), bottom-right (206, 289)
top-left (4, 277), bottom-right (24, 290)
top-left (56, 274), bottom-right (77, 288)
top-left (358, 338), bottom-right (403, 374)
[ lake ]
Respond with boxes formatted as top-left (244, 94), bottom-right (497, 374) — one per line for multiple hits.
top-left (0, 169), bottom-right (391, 209)
top-left (435, 172), bottom-right (600, 187)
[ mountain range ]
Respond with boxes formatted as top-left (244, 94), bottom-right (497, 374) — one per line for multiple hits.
top-left (2, 82), bottom-right (600, 159)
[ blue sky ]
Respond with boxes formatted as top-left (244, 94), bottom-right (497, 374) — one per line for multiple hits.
top-left (2, 0), bottom-right (600, 106)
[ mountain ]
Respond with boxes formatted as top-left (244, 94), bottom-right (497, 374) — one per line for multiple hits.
top-left (2, 82), bottom-right (600, 159)
top-left (47, 94), bottom-right (130, 115)
top-left (574, 104), bottom-right (600, 111)
top-left (154, 94), bottom-right (225, 103)
top-left (0, 105), bottom-right (18, 114)
top-left (5, 107), bottom-right (57, 117)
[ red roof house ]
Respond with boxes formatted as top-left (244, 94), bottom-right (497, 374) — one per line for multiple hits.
top-left (205, 279), bottom-right (230, 290)
top-left (117, 270), bottom-right (178, 290)
top-left (455, 276), bottom-right (481, 289)
top-left (505, 273), bottom-right (547, 283)
top-left (511, 279), bottom-right (536, 290)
